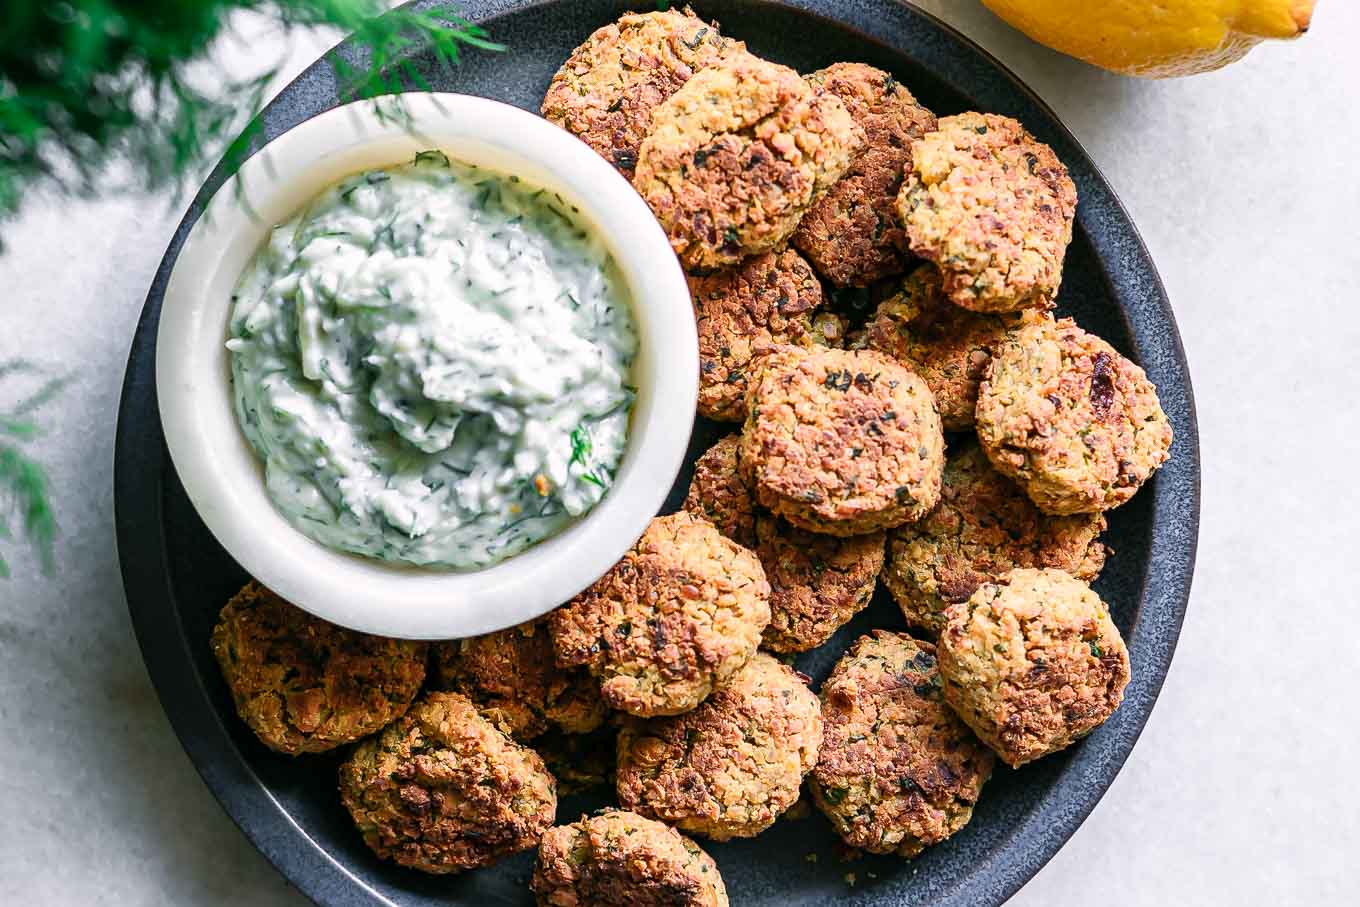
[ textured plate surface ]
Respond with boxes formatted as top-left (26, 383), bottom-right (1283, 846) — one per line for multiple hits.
top-left (115, 2), bottom-right (1200, 905)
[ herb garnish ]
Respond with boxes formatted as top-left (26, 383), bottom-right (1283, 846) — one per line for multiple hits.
top-left (0, 361), bottom-right (66, 578)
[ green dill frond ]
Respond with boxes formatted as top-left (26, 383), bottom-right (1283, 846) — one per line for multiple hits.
top-left (0, 361), bottom-right (65, 578)
top-left (0, 1), bottom-right (504, 236)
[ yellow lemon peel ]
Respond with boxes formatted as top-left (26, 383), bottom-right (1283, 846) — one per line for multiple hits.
top-left (981, 0), bottom-right (1314, 78)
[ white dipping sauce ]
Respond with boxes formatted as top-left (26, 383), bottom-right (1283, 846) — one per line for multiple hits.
top-left (226, 151), bottom-right (638, 569)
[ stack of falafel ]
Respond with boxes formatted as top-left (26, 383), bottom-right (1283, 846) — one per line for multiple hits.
top-left (210, 8), bottom-right (1175, 904)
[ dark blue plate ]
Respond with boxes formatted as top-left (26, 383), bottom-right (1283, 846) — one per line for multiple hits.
top-left (115, 2), bottom-right (1200, 904)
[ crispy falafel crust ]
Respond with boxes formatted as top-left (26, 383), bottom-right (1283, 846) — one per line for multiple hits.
top-left (550, 512), bottom-right (771, 717)
top-left (634, 52), bottom-right (861, 271)
top-left (883, 442), bottom-right (1107, 638)
top-left (682, 434), bottom-right (759, 548)
top-left (792, 63), bottom-right (937, 287)
top-left (541, 9), bottom-right (742, 177)
top-left (738, 345), bottom-right (946, 535)
top-left (937, 568), bottom-right (1130, 767)
top-left (866, 264), bottom-right (1019, 430)
top-left (897, 112), bottom-right (1077, 312)
top-left (532, 810), bottom-right (729, 907)
top-left (209, 581), bottom-right (426, 755)
top-left (810, 631), bottom-right (994, 857)
top-left (690, 248), bottom-right (843, 422)
top-left (338, 691), bottom-right (556, 874)
top-left (615, 652), bottom-right (822, 840)
top-left (756, 513), bottom-right (885, 653)
top-left (430, 618), bottom-right (607, 741)
top-left (976, 316), bottom-right (1172, 515)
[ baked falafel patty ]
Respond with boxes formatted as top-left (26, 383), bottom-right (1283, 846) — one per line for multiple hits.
top-left (541, 9), bottom-right (742, 177)
top-left (937, 568), bottom-right (1131, 767)
top-left (681, 434), bottom-right (759, 548)
top-left (792, 62), bottom-right (937, 287)
top-left (338, 691), bottom-right (556, 873)
top-left (896, 112), bottom-right (1077, 312)
top-left (532, 809), bottom-right (729, 907)
top-left (616, 652), bottom-right (822, 840)
top-left (550, 512), bottom-right (771, 717)
top-left (691, 248), bottom-right (844, 422)
top-left (738, 345), bottom-right (946, 535)
top-left (810, 630), bottom-right (994, 857)
top-left (882, 441), bottom-right (1107, 638)
top-left (975, 315), bottom-right (1173, 515)
top-left (430, 618), bottom-right (607, 741)
top-left (756, 512), bottom-right (885, 653)
top-left (209, 581), bottom-right (426, 755)
top-left (866, 264), bottom-right (1019, 431)
top-left (634, 51), bottom-right (861, 272)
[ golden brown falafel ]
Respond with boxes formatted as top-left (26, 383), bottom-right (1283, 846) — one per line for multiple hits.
top-left (209, 581), bottom-right (426, 756)
top-left (738, 345), bottom-right (946, 535)
top-left (792, 63), bottom-right (937, 287)
top-left (866, 264), bottom-right (1020, 431)
top-left (635, 51), bottom-right (861, 271)
top-left (430, 618), bottom-right (607, 741)
top-left (937, 568), bottom-right (1130, 767)
top-left (616, 652), bottom-right (822, 840)
top-left (810, 630), bottom-right (994, 857)
top-left (338, 691), bottom-right (556, 874)
top-left (532, 809), bottom-right (729, 907)
top-left (897, 112), bottom-right (1077, 312)
top-left (541, 9), bottom-right (743, 177)
top-left (691, 248), bottom-right (844, 422)
top-left (755, 513), bottom-right (885, 653)
top-left (882, 442), bottom-right (1107, 637)
top-left (975, 315), bottom-right (1173, 514)
top-left (681, 434), bottom-right (759, 548)
top-left (550, 512), bottom-right (771, 717)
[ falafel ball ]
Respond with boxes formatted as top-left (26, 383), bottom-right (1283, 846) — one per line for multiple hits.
top-left (810, 630), bottom-right (995, 857)
top-left (738, 345), bottom-right (946, 536)
top-left (209, 581), bottom-right (426, 756)
top-left (635, 51), bottom-right (862, 271)
top-left (937, 568), bottom-right (1131, 767)
top-left (550, 512), bottom-right (771, 717)
top-left (896, 112), bottom-right (1077, 312)
top-left (975, 315), bottom-right (1173, 515)
top-left (681, 434), bottom-right (759, 548)
top-left (866, 264), bottom-right (1020, 430)
top-left (756, 513), bottom-right (885, 653)
top-left (532, 809), bottom-right (729, 907)
top-left (616, 652), bottom-right (822, 840)
top-left (882, 442), bottom-right (1108, 638)
top-left (791, 63), bottom-right (937, 287)
top-left (338, 691), bottom-right (557, 873)
top-left (430, 618), bottom-right (607, 741)
top-left (691, 248), bottom-right (845, 422)
top-left (541, 9), bottom-right (743, 177)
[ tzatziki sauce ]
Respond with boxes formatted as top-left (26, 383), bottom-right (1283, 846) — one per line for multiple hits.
top-left (226, 151), bottom-right (638, 569)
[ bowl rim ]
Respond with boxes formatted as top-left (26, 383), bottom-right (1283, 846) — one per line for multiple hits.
top-left (153, 91), bottom-right (697, 639)
top-left (116, 1), bottom-right (1201, 905)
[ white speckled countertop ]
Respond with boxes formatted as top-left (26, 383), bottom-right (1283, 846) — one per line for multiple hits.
top-left (1, 2), bottom-right (1356, 904)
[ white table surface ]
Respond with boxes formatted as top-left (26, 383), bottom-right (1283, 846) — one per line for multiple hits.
top-left (1, 2), bottom-right (1356, 904)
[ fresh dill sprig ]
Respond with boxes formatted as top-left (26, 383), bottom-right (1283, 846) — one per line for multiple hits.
top-left (0, 361), bottom-right (67, 578)
top-left (0, 1), bottom-right (504, 237)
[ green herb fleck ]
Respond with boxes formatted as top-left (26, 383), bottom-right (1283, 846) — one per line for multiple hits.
top-left (569, 424), bottom-right (592, 467)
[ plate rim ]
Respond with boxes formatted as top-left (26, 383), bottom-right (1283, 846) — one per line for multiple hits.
top-left (115, 2), bottom-right (1201, 905)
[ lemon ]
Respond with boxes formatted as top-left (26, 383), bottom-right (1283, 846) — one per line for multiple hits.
top-left (981, 0), bottom-right (1314, 77)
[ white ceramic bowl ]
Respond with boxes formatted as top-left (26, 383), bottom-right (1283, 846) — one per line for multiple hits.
top-left (157, 94), bottom-right (696, 639)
